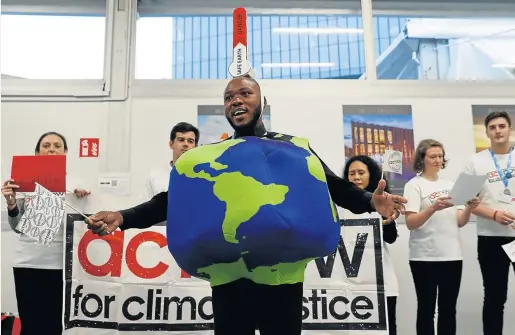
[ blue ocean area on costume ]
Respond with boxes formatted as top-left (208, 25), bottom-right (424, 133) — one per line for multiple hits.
top-left (166, 135), bottom-right (340, 286)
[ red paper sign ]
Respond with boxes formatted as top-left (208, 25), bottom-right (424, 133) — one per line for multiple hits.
top-left (79, 138), bottom-right (99, 158)
top-left (11, 155), bottom-right (66, 193)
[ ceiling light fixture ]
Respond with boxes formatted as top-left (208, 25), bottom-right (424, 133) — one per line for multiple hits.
top-left (272, 27), bottom-right (363, 34)
top-left (261, 62), bottom-right (336, 68)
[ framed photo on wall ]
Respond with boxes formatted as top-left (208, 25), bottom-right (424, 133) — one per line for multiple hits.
top-left (342, 105), bottom-right (416, 195)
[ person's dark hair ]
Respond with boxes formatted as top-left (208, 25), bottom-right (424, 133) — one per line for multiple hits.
top-left (484, 110), bottom-right (511, 128)
top-left (343, 155), bottom-right (391, 193)
top-left (413, 139), bottom-right (448, 173)
top-left (35, 131), bottom-right (68, 154)
top-left (170, 122), bottom-right (200, 144)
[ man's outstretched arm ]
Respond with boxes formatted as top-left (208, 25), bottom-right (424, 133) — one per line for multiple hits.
top-left (309, 147), bottom-right (375, 214)
top-left (119, 191), bottom-right (168, 230)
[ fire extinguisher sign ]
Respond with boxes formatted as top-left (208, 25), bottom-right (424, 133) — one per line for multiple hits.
top-left (79, 138), bottom-right (100, 158)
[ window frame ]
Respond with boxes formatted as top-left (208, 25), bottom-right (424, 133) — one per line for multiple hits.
top-left (1, 1), bottom-right (115, 100)
top-left (132, 0), bottom-right (515, 83)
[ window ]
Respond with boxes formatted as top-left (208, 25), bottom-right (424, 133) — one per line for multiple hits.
top-left (373, 16), bottom-right (515, 81)
top-left (135, 14), bottom-right (367, 80)
top-left (135, 17), bottom-right (174, 79)
top-left (1, 13), bottom-right (106, 79)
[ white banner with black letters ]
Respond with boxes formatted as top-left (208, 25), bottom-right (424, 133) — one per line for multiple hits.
top-left (64, 214), bottom-right (388, 334)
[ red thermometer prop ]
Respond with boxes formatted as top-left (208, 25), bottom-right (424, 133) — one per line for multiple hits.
top-left (228, 7), bottom-right (253, 77)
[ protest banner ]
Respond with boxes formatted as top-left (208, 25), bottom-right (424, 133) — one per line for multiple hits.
top-left (63, 214), bottom-right (388, 334)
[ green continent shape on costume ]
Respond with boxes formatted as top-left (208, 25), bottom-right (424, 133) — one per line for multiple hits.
top-left (174, 139), bottom-right (289, 244)
top-left (288, 136), bottom-right (338, 222)
top-left (197, 256), bottom-right (315, 286)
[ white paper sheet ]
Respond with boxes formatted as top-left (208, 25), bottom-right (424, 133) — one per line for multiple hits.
top-left (98, 173), bottom-right (131, 196)
top-left (502, 239), bottom-right (515, 263)
top-left (449, 173), bottom-right (487, 206)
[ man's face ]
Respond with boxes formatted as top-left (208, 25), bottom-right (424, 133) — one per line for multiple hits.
top-left (169, 131), bottom-right (197, 159)
top-left (486, 117), bottom-right (511, 146)
top-left (223, 77), bottom-right (261, 128)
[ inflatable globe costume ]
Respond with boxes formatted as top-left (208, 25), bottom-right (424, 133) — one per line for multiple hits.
top-left (88, 76), bottom-right (406, 335)
top-left (167, 131), bottom-right (341, 286)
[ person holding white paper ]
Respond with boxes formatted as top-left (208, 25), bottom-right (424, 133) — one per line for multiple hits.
top-left (342, 155), bottom-right (400, 335)
top-left (462, 110), bottom-right (515, 335)
top-left (403, 139), bottom-right (480, 335)
top-left (1, 131), bottom-right (90, 335)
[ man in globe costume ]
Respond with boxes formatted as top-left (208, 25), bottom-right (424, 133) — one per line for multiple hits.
top-left (86, 75), bottom-right (407, 335)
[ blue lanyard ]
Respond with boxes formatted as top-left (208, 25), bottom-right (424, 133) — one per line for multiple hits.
top-left (489, 148), bottom-right (513, 188)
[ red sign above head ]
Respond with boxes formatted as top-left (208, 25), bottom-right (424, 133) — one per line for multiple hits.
top-left (79, 138), bottom-right (100, 158)
top-left (232, 7), bottom-right (247, 48)
top-left (11, 155), bottom-right (66, 193)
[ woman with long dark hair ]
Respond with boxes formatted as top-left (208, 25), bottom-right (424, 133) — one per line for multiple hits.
top-left (342, 155), bottom-right (399, 335)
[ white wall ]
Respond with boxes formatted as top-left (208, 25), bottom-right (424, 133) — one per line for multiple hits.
top-left (2, 80), bottom-right (515, 334)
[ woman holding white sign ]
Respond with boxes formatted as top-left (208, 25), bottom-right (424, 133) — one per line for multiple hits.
top-left (342, 155), bottom-right (400, 335)
top-left (403, 139), bottom-right (480, 335)
top-left (1, 131), bottom-right (91, 335)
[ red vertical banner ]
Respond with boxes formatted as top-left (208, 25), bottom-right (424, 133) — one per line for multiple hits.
top-left (79, 138), bottom-right (100, 158)
top-left (228, 7), bottom-right (251, 77)
top-left (232, 7), bottom-right (247, 49)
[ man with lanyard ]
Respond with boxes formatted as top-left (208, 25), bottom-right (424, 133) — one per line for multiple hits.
top-left (146, 122), bottom-right (199, 198)
top-left (85, 75), bottom-right (408, 335)
top-left (463, 110), bottom-right (515, 335)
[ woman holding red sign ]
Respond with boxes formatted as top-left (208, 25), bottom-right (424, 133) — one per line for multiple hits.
top-left (1, 131), bottom-right (91, 335)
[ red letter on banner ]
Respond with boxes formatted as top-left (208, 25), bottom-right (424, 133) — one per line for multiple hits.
top-left (78, 230), bottom-right (124, 277)
top-left (125, 231), bottom-right (169, 279)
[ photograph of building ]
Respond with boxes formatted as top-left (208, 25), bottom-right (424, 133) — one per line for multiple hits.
top-left (343, 106), bottom-right (416, 195)
top-left (471, 105), bottom-right (515, 152)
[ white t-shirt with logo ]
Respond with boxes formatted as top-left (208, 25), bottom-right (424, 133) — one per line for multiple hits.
top-left (147, 163), bottom-right (173, 199)
top-left (338, 208), bottom-right (399, 297)
top-left (463, 149), bottom-right (515, 237)
top-left (9, 176), bottom-right (88, 270)
top-left (403, 176), bottom-right (464, 261)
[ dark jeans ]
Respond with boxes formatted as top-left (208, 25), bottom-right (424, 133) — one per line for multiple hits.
top-left (387, 296), bottom-right (397, 335)
top-left (13, 267), bottom-right (63, 335)
top-left (478, 235), bottom-right (515, 335)
top-left (211, 278), bottom-right (303, 335)
top-left (409, 260), bottom-right (463, 335)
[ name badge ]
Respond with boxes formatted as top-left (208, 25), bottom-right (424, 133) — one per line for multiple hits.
top-left (499, 189), bottom-right (513, 204)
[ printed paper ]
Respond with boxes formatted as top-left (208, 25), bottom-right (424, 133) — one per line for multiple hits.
top-left (383, 150), bottom-right (403, 174)
top-left (502, 239), bottom-right (515, 263)
top-left (16, 183), bottom-right (66, 246)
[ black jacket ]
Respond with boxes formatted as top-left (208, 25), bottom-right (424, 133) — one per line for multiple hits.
top-left (120, 124), bottom-right (375, 230)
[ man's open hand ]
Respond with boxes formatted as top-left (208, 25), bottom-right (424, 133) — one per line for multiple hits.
top-left (372, 179), bottom-right (407, 221)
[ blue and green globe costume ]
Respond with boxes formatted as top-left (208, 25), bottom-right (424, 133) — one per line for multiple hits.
top-left (167, 133), bottom-right (340, 287)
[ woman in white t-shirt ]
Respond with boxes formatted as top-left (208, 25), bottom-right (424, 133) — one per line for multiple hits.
top-left (1, 132), bottom-right (91, 335)
top-left (403, 139), bottom-right (480, 335)
top-left (341, 155), bottom-right (400, 335)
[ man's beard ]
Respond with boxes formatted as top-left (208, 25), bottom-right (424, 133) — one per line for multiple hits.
top-left (226, 104), bottom-right (262, 135)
